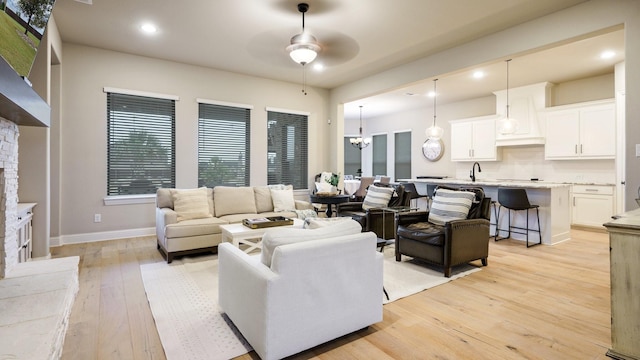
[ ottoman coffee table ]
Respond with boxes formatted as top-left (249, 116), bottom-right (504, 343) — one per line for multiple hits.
top-left (220, 218), bottom-right (304, 253)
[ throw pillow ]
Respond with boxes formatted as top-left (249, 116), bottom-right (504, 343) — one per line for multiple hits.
top-left (171, 187), bottom-right (212, 222)
top-left (303, 217), bottom-right (355, 229)
top-left (427, 188), bottom-right (475, 226)
top-left (254, 186), bottom-right (274, 213)
top-left (315, 182), bottom-right (333, 193)
top-left (270, 188), bottom-right (296, 212)
top-left (213, 186), bottom-right (257, 217)
top-left (362, 185), bottom-right (395, 210)
top-left (260, 219), bottom-right (363, 266)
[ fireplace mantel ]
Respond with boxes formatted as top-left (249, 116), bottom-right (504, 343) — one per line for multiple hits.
top-left (0, 58), bottom-right (50, 127)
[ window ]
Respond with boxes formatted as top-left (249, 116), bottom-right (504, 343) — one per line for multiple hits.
top-left (372, 134), bottom-right (387, 176)
top-left (344, 137), bottom-right (362, 178)
top-left (394, 131), bottom-right (411, 180)
top-left (267, 110), bottom-right (308, 189)
top-left (198, 102), bottom-right (251, 187)
top-left (107, 92), bottom-right (175, 196)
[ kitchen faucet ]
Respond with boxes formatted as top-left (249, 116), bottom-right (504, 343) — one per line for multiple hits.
top-left (470, 162), bottom-right (481, 182)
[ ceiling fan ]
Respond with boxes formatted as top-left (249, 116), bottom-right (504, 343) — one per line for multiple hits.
top-left (286, 3), bottom-right (321, 66)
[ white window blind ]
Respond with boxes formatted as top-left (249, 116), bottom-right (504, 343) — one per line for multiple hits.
top-left (394, 131), bottom-right (411, 180)
top-left (198, 102), bottom-right (251, 187)
top-left (267, 110), bottom-right (308, 189)
top-left (107, 92), bottom-right (175, 196)
top-left (344, 136), bottom-right (362, 177)
top-left (372, 134), bottom-right (387, 176)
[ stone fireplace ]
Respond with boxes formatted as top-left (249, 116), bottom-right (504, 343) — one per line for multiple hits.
top-left (0, 116), bottom-right (19, 279)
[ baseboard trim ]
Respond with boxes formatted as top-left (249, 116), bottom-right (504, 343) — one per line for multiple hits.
top-left (52, 227), bottom-right (155, 246)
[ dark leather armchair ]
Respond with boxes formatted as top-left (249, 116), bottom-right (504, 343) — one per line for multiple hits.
top-left (394, 186), bottom-right (491, 277)
top-left (336, 183), bottom-right (411, 239)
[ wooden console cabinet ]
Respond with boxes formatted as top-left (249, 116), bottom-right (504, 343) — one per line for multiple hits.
top-left (604, 209), bottom-right (640, 360)
top-left (17, 203), bottom-right (36, 262)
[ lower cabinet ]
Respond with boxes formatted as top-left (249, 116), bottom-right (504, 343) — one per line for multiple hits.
top-left (17, 203), bottom-right (36, 262)
top-left (571, 185), bottom-right (614, 228)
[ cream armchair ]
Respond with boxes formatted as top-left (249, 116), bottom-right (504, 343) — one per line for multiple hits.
top-left (218, 222), bottom-right (383, 360)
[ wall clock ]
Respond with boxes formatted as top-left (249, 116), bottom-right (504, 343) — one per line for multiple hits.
top-left (422, 138), bottom-right (444, 161)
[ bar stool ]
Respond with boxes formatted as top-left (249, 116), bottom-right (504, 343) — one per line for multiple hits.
top-left (494, 187), bottom-right (542, 247)
top-left (400, 182), bottom-right (429, 209)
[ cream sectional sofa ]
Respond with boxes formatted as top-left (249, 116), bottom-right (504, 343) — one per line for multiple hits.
top-left (155, 185), bottom-right (315, 263)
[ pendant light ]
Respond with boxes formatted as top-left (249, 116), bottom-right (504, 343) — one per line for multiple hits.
top-left (286, 3), bottom-right (321, 95)
top-left (350, 106), bottom-right (371, 150)
top-left (499, 59), bottom-right (517, 134)
top-left (425, 79), bottom-right (444, 140)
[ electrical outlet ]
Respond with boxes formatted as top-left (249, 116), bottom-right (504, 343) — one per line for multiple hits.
top-left (94, 214), bottom-right (101, 223)
top-left (636, 144), bottom-right (640, 157)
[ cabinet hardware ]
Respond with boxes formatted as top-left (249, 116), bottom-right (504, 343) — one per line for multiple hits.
top-left (580, 144), bottom-right (583, 154)
top-left (585, 189), bottom-right (598, 192)
top-left (575, 144), bottom-right (578, 154)
top-left (573, 197), bottom-right (575, 206)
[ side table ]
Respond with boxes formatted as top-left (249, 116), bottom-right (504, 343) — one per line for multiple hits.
top-left (309, 194), bottom-right (350, 217)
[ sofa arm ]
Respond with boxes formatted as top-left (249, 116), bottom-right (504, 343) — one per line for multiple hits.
top-left (155, 207), bottom-right (177, 241)
top-left (294, 200), bottom-right (314, 210)
top-left (395, 210), bottom-right (429, 226)
top-left (218, 243), bottom-right (277, 352)
top-left (336, 202), bottom-right (364, 213)
top-left (445, 218), bottom-right (490, 263)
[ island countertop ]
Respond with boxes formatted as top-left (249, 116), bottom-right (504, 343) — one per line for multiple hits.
top-left (403, 178), bottom-right (571, 189)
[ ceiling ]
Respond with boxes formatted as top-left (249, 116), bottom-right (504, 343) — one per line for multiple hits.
top-left (52, 0), bottom-right (623, 120)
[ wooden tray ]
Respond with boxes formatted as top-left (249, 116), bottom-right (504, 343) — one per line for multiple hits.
top-left (242, 216), bottom-right (294, 229)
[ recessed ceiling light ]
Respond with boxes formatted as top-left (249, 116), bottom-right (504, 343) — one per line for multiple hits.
top-left (473, 71), bottom-right (485, 79)
top-left (427, 91), bottom-right (436, 98)
top-left (313, 63), bottom-right (324, 71)
top-left (141, 23), bottom-right (158, 34)
top-left (600, 50), bottom-right (615, 59)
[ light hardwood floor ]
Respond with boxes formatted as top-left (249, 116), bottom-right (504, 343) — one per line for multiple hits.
top-left (54, 229), bottom-right (611, 360)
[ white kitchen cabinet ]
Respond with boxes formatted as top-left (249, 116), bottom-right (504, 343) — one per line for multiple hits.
top-left (571, 185), bottom-right (614, 228)
top-left (450, 116), bottom-right (499, 161)
top-left (545, 99), bottom-right (615, 160)
top-left (17, 203), bottom-right (36, 262)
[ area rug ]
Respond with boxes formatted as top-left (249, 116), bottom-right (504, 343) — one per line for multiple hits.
top-left (381, 247), bottom-right (482, 303)
top-left (140, 247), bottom-right (480, 359)
top-left (140, 258), bottom-right (252, 360)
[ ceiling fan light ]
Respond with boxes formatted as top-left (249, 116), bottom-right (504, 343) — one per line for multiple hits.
top-left (288, 46), bottom-right (318, 64)
top-left (287, 33), bottom-right (320, 65)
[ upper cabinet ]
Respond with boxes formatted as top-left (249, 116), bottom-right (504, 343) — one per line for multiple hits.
top-left (493, 82), bottom-right (553, 147)
top-left (450, 116), bottom-right (500, 162)
top-left (544, 99), bottom-right (616, 160)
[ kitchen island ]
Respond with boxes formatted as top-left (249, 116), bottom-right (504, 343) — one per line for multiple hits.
top-left (408, 178), bottom-right (571, 245)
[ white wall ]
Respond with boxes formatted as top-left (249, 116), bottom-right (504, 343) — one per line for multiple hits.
top-left (55, 44), bottom-right (330, 242)
top-left (348, 73), bottom-right (616, 184)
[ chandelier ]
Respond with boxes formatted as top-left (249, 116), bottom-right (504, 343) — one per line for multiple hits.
top-left (350, 106), bottom-right (371, 150)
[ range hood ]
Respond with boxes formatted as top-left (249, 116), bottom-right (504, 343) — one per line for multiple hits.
top-left (493, 82), bottom-right (553, 147)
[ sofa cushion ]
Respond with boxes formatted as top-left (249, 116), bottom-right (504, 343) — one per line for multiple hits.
top-left (271, 188), bottom-right (296, 212)
top-left (428, 188), bottom-right (475, 226)
top-left (362, 185), bottom-right (395, 210)
top-left (156, 188), bottom-right (174, 209)
top-left (214, 186), bottom-right (257, 217)
top-left (260, 219), bottom-right (362, 267)
top-left (171, 187), bottom-right (213, 222)
top-left (397, 222), bottom-right (445, 246)
top-left (254, 186), bottom-right (274, 213)
top-left (164, 217), bottom-right (229, 238)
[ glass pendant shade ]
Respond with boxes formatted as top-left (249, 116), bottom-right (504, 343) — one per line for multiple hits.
top-left (500, 59), bottom-right (517, 134)
top-left (426, 78), bottom-right (444, 140)
top-left (426, 124), bottom-right (444, 139)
